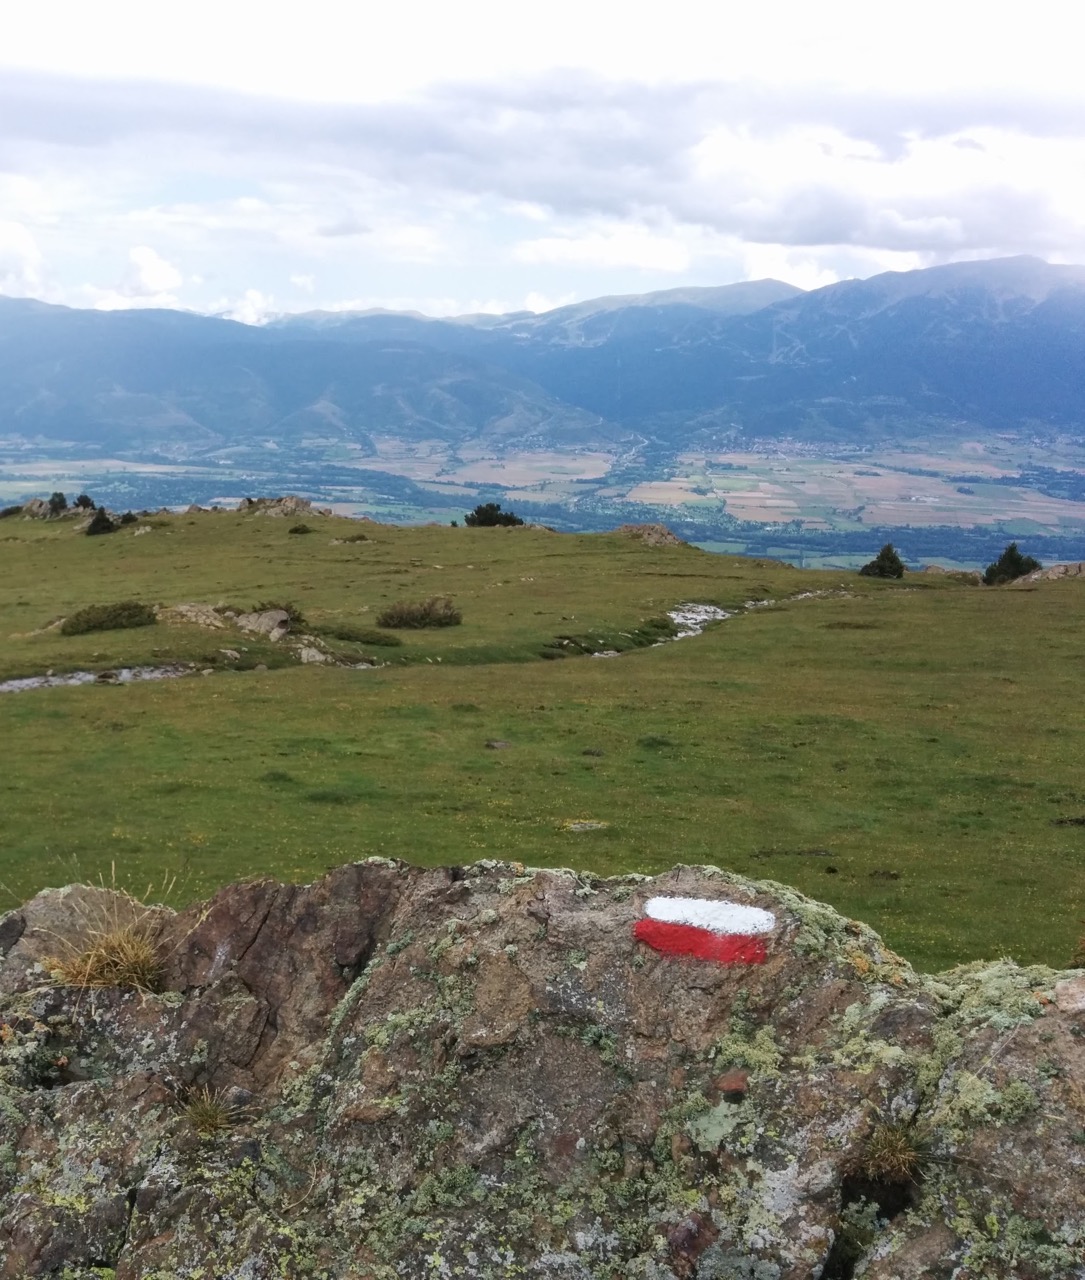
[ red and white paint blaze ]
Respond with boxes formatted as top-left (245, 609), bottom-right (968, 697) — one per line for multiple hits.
top-left (633, 896), bottom-right (776, 965)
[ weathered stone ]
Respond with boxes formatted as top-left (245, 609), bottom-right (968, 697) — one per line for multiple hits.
top-left (0, 862), bottom-right (1082, 1279)
top-left (237, 495), bottom-right (332, 518)
top-left (1054, 973), bottom-right (1085, 1014)
top-left (156, 602), bottom-right (226, 629)
top-left (1019, 560), bottom-right (1085, 583)
top-left (615, 522), bottom-right (687, 547)
top-left (234, 608), bottom-right (291, 641)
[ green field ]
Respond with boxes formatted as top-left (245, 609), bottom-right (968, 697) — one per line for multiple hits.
top-left (2, 509), bottom-right (1083, 972)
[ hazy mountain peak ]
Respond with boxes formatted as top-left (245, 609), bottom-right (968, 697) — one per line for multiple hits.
top-left (802, 255), bottom-right (1085, 319)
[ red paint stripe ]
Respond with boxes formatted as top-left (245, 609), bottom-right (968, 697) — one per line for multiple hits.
top-left (633, 918), bottom-right (768, 965)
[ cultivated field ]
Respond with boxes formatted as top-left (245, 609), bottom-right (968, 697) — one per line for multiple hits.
top-left (1, 509), bottom-right (1083, 972)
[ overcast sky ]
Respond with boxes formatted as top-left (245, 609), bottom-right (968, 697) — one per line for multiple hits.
top-left (2, 0), bottom-right (1083, 321)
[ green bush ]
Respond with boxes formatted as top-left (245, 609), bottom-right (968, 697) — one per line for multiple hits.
top-left (983, 542), bottom-right (1041, 586)
top-left (85, 506), bottom-right (116, 536)
top-left (464, 502), bottom-right (524, 527)
top-left (859, 543), bottom-right (905, 578)
top-left (73, 494), bottom-right (95, 510)
top-left (377, 597), bottom-right (463, 628)
top-left (60, 601), bottom-right (157, 636)
top-left (0, 505), bottom-right (22, 520)
top-left (288, 522), bottom-right (313, 535)
top-left (48, 492), bottom-right (68, 516)
top-left (316, 622), bottom-right (404, 647)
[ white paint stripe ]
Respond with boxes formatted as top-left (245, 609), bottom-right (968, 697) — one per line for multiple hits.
top-left (643, 896), bottom-right (776, 935)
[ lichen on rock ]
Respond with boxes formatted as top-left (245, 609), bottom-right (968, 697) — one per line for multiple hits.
top-left (0, 860), bottom-right (1082, 1278)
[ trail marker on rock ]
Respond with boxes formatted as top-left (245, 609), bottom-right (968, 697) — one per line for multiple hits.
top-left (634, 895), bottom-right (775, 965)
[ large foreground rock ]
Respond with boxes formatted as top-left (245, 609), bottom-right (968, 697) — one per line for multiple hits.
top-left (0, 863), bottom-right (1082, 1279)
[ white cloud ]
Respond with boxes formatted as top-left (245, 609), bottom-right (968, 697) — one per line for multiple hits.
top-left (523, 290), bottom-right (578, 314)
top-left (0, 220), bottom-right (43, 295)
top-left (218, 288), bottom-right (276, 324)
top-left (513, 225), bottom-right (692, 273)
top-left (121, 245), bottom-right (183, 296)
top-left (2, 11), bottom-right (1085, 318)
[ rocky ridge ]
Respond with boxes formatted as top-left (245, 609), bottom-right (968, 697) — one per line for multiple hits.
top-left (0, 862), bottom-right (1082, 1279)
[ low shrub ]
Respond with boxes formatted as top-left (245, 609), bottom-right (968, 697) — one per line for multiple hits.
top-left (119, 511), bottom-right (139, 525)
top-left (288, 522), bottom-right (313, 535)
top-left (984, 541), bottom-right (1041, 585)
top-left (60, 600), bottom-right (157, 636)
top-left (0, 504), bottom-right (22, 519)
top-left (377, 597), bottom-right (463, 628)
top-left (317, 622), bottom-right (404, 646)
top-left (859, 543), bottom-right (905, 578)
top-left (464, 502), bottom-right (524, 527)
top-left (85, 506), bottom-right (116, 536)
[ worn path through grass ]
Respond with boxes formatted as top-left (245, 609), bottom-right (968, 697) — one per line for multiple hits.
top-left (2, 518), bottom-right (1083, 972)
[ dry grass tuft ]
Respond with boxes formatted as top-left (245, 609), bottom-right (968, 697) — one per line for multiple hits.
top-left (45, 876), bottom-right (168, 992)
top-left (48, 919), bottom-right (162, 991)
top-left (184, 1085), bottom-right (240, 1138)
top-left (856, 1120), bottom-right (925, 1183)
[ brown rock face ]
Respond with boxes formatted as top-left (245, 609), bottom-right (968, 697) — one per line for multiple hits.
top-left (615, 522), bottom-right (688, 547)
top-left (0, 861), bottom-right (1082, 1279)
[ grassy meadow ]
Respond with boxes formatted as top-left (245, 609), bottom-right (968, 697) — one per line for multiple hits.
top-left (1, 508), bottom-right (1083, 972)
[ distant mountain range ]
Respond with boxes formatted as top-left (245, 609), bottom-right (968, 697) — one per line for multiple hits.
top-left (2, 256), bottom-right (1084, 463)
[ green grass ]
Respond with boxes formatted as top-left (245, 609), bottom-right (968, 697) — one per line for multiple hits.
top-left (2, 511), bottom-right (1083, 971)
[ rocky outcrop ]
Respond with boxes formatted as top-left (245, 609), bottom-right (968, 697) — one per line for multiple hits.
top-left (0, 863), bottom-right (1082, 1279)
top-left (615, 523), bottom-right (688, 547)
top-left (155, 603), bottom-right (227, 629)
top-left (1016, 561), bottom-right (1085, 584)
top-left (233, 607), bottom-right (292, 642)
top-left (237, 496), bottom-right (333, 518)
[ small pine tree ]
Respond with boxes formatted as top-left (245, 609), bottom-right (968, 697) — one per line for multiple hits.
top-left (73, 493), bottom-right (95, 510)
top-left (858, 543), bottom-right (905, 578)
top-left (983, 542), bottom-right (1041, 586)
top-left (85, 506), bottom-right (116, 536)
top-left (464, 502), bottom-right (524, 527)
top-left (47, 491), bottom-right (68, 516)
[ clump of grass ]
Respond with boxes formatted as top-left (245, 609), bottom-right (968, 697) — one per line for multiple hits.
top-left (60, 600), bottom-right (157, 636)
top-left (47, 907), bottom-right (162, 992)
top-left (305, 788), bottom-right (361, 806)
top-left (853, 1120), bottom-right (925, 1183)
top-left (377, 597), bottom-right (462, 629)
top-left (288, 522), bottom-right (313, 535)
top-left (260, 769), bottom-right (297, 785)
top-left (184, 1085), bottom-right (238, 1138)
top-left (317, 622), bottom-right (403, 647)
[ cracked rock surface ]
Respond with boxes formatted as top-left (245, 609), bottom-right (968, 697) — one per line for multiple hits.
top-left (0, 861), bottom-right (1082, 1279)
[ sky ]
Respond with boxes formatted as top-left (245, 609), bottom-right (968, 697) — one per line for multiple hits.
top-left (2, 0), bottom-right (1084, 322)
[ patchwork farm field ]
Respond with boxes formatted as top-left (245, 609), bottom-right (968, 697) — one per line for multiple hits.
top-left (1, 508), bottom-right (1083, 972)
